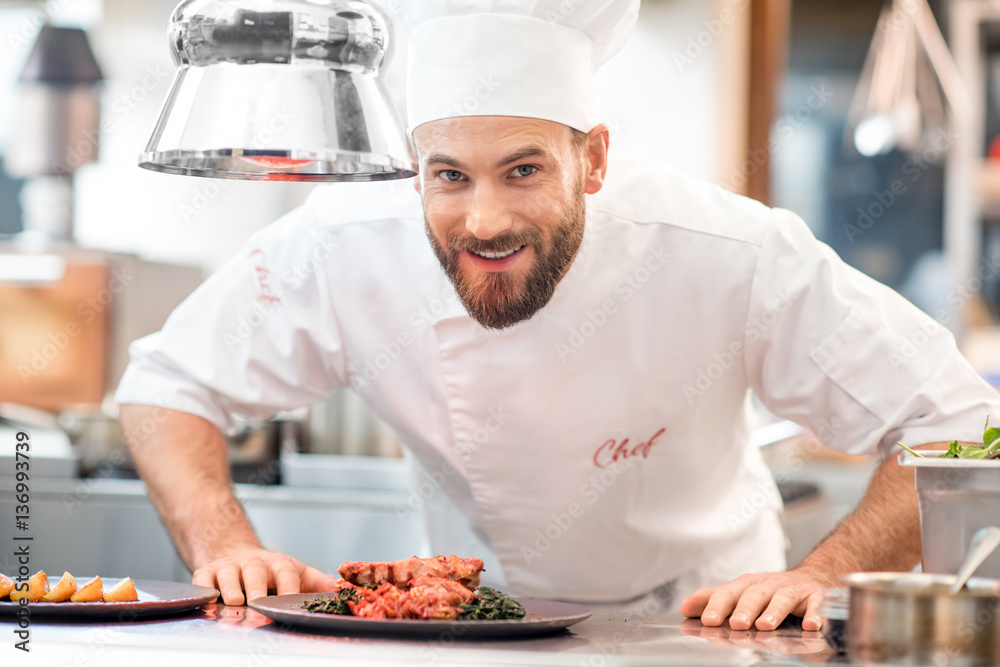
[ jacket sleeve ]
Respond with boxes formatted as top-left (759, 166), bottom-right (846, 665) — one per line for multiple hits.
top-left (743, 207), bottom-right (1000, 457)
top-left (114, 205), bottom-right (349, 435)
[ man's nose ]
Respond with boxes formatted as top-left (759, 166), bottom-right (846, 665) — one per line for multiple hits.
top-left (465, 185), bottom-right (513, 239)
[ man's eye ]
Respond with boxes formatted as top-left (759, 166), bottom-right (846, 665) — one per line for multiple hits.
top-left (441, 170), bottom-right (464, 182)
top-left (511, 165), bottom-right (537, 178)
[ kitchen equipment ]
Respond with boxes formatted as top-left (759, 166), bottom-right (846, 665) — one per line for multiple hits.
top-left (950, 526), bottom-right (1000, 594)
top-left (250, 594), bottom-right (593, 639)
top-left (0, 579), bottom-right (219, 619)
top-left (0, 416), bottom-right (78, 479)
top-left (0, 250), bottom-right (203, 415)
top-left (842, 572), bottom-right (1000, 664)
top-left (140, 0), bottom-right (416, 182)
top-left (847, 0), bottom-right (971, 157)
top-left (280, 452), bottom-right (409, 491)
top-left (5, 26), bottom-right (104, 245)
top-left (818, 587), bottom-right (849, 654)
top-left (899, 451), bottom-right (1000, 579)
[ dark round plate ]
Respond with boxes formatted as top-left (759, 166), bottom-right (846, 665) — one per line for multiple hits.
top-left (249, 593), bottom-right (593, 639)
top-left (0, 578), bottom-right (219, 620)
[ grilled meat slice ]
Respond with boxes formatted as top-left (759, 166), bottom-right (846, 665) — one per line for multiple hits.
top-left (338, 555), bottom-right (484, 590)
top-left (402, 575), bottom-right (477, 620)
top-left (346, 576), bottom-right (477, 620)
top-left (347, 582), bottom-right (405, 619)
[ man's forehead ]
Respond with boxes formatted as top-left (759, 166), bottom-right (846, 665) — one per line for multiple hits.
top-left (413, 116), bottom-right (572, 160)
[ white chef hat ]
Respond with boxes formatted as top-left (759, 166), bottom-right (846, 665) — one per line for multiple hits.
top-left (399, 0), bottom-right (640, 134)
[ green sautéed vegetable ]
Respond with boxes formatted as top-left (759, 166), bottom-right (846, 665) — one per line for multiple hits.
top-left (302, 587), bottom-right (359, 615)
top-left (897, 416), bottom-right (1000, 460)
top-left (457, 587), bottom-right (526, 620)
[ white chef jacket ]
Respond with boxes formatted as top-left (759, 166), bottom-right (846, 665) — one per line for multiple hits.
top-left (115, 156), bottom-right (1000, 605)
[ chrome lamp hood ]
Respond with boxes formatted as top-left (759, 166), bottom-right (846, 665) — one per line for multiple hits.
top-left (139, 0), bottom-right (416, 182)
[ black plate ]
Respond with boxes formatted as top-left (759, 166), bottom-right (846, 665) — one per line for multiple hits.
top-left (249, 593), bottom-right (593, 639)
top-left (0, 578), bottom-right (219, 620)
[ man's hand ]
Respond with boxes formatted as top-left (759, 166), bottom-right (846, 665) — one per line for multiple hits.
top-left (679, 566), bottom-right (838, 631)
top-left (682, 440), bottom-right (949, 632)
top-left (120, 406), bottom-right (340, 607)
top-left (193, 544), bottom-right (341, 606)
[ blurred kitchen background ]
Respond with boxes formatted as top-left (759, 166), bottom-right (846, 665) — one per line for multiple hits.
top-left (1, 0), bottom-right (998, 582)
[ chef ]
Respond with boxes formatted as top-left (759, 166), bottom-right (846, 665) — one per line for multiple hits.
top-left (116, 0), bottom-right (1000, 632)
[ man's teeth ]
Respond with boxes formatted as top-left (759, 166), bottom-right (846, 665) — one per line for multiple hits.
top-left (472, 246), bottom-right (524, 260)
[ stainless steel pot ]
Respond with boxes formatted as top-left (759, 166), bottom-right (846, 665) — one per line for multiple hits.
top-left (843, 572), bottom-right (1000, 665)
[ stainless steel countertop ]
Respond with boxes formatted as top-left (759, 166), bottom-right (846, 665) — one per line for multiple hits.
top-left (0, 604), bottom-right (855, 666)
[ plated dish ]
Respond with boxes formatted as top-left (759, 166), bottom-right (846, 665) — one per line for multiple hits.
top-left (250, 594), bottom-right (593, 639)
top-left (250, 555), bottom-right (593, 638)
top-left (0, 576), bottom-right (220, 619)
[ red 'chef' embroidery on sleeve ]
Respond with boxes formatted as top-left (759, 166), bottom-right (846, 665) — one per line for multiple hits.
top-left (593, 427), bottom-right (667, 469)
top-left (249, 249), bottom-right (283, 306)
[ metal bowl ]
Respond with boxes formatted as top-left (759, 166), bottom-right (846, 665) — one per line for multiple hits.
top-left (842, 572), bottom-right (1000, 665)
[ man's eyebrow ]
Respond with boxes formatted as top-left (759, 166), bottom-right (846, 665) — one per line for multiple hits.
top-left (495, 146), bottom-right (548, 169)
top-left (421, 146), bottom-right (551, 171)
top-left (423, 154), bottom-right (465, 169)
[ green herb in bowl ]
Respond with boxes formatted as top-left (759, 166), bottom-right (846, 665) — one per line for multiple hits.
top-left (897, 416), bottom-right (1000, 460)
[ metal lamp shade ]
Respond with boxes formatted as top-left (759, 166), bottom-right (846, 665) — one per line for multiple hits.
top-left (139, 0), bottom-right (416, 182)
top-left (7, 26), bottom-right (104, 178)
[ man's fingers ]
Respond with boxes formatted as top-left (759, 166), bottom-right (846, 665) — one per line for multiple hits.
top-left (241, 558), bottom-right (269, 602)
top-left (754, 585), bottom-right (803, 631)
top-left (679, 588), bottom-right (714, 618)
top-left (215, 561), bottom-right (246, 606)
top-left (730, 583), bottom-right (778, 630)
top-left (192, 567), bottom-right (219, 600)
top-left (700, 581), bottom-right (749, 627)
top-left (190, 549), bottom-right (341, 606)
top-left (800, 591), bottom-right (825, 631)
top-left (300, 566), bottom-right (341, 593)
top-left (272, 558), bottom-right (302, 596)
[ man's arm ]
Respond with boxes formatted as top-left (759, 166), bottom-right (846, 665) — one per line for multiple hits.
top-left (120, 405), bottom-right (338, 605)
top-left (679, 442), bottom-right (940, 631)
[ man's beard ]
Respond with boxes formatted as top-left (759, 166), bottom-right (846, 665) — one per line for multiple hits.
top-left (426, 193), bottom-right (586, 330)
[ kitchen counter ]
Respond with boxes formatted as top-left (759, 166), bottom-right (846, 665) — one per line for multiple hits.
top-left (0, 605), bottom-right (854, 666)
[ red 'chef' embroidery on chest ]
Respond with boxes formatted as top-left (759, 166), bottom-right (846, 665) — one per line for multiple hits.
top-left (249, 249), bottom-right (283, 306)
top-left (593, 427), bottom-right (667, 469)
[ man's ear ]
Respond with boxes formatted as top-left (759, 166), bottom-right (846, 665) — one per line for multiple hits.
top-left (583, 124), bottom-right (610, 196)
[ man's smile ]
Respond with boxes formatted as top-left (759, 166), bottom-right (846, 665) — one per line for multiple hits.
top-left (464, 245), bottom-right (531, 273)
top-left (471, 245), bottom-right (525, 260)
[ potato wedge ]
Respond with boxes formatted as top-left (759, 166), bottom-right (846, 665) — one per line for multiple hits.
top-left (103, 577), bottom-right (138, 603)
top-left (0, 573), bottom-right (14, 600)
top-left (40, 572), bottom-right (77, 603)
top-left (10, 571), bottom-right (49, 602)
top-left (70, 576), bottom-right (103, 603)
